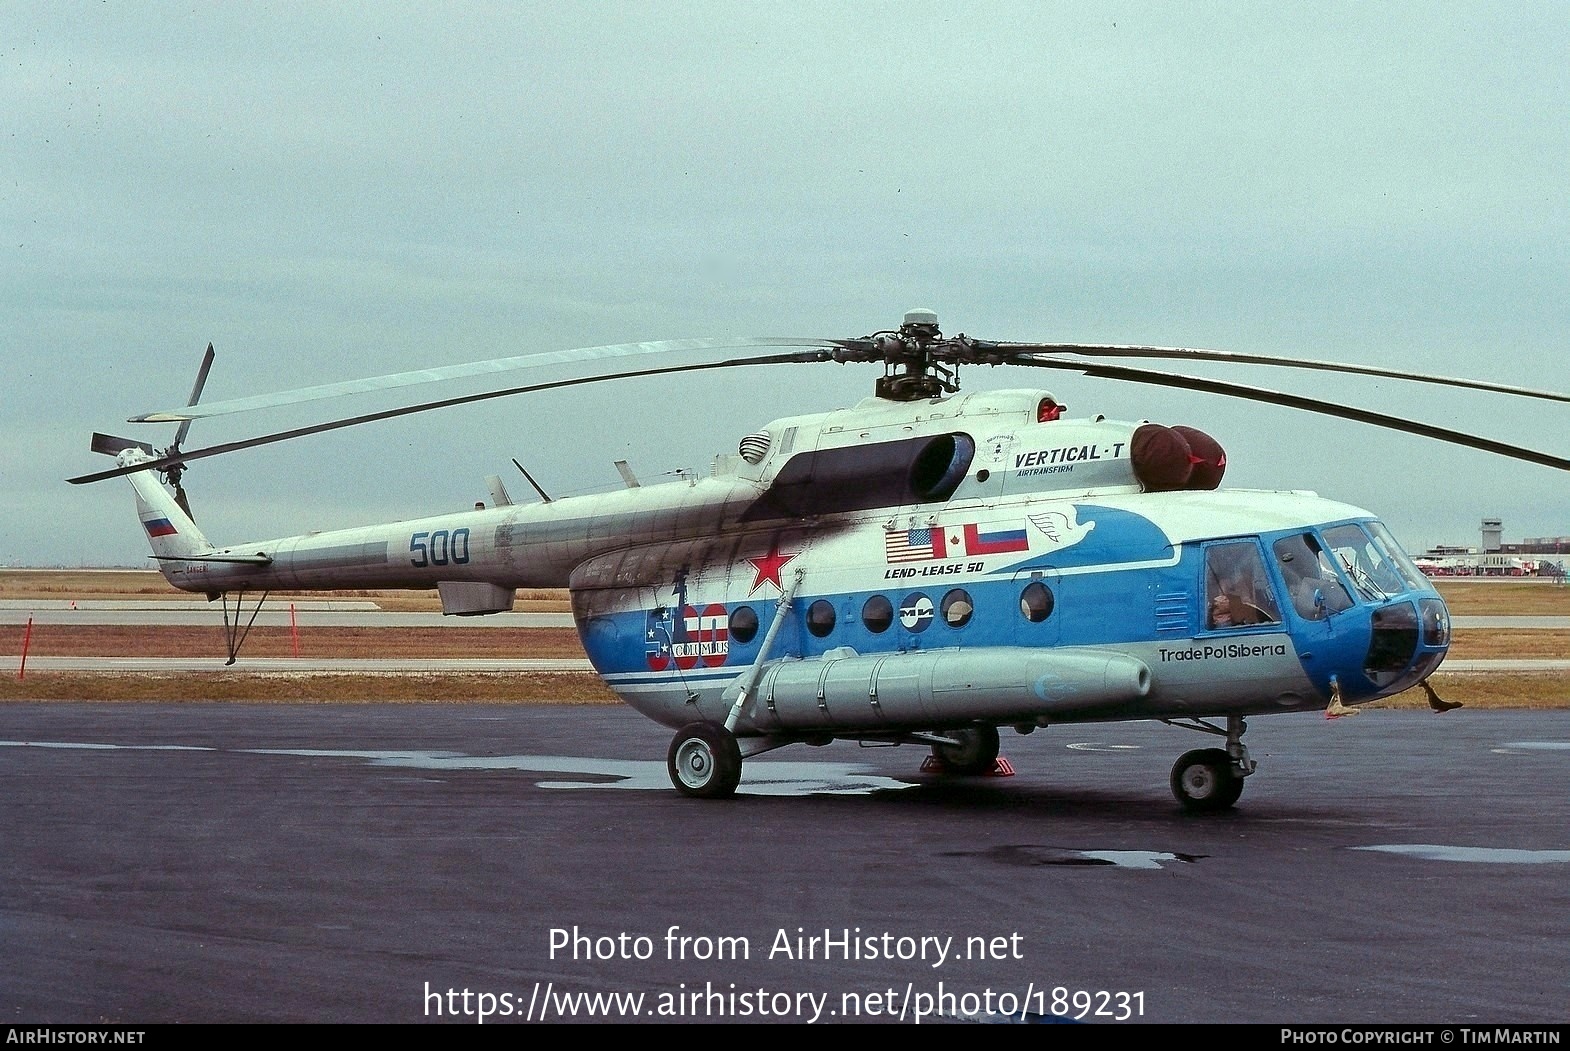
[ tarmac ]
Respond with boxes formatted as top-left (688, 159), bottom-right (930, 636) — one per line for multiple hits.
top-left (2, 704), bottom-right (1566, 1023)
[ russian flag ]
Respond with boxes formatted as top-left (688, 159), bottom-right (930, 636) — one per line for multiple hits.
top-left (142, 517), bottom-right (179, 538)
top-left (964, 523), bottom-right (1029, 555)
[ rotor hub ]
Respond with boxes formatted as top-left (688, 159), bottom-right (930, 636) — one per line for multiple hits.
top-left (866, 308), bottom-right (962, 401)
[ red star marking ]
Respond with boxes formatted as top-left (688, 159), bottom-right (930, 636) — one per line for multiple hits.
top-left (748, 543), bottom-right (798, 594)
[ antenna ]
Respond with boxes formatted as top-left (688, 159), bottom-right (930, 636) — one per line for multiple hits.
top-left (512, 459), bottom-right (553, 503)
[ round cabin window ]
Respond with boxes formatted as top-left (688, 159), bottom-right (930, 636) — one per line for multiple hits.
top-left (1019, 581), bottom-right (1055, 623)
top-left (861, 595), bottom-right (893, 634)
top-left (806, 599), bottom-right (837, 638)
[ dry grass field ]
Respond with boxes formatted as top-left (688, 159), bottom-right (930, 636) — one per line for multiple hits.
top-left (0, 672), bottom-right (618, 703)
top-left (1432, 579), bottom-right (1570, 616)
top-left (2, 570), bottom-right (1565, 708)
top-left (12, 623), bottom-right (587, 659)
top-left (0, 568), bottom-right (570, 612)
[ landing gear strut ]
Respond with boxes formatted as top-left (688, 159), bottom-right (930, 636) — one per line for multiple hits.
top-left (667, 723), bottom-right (742, 799)
top-left (1168, 716), bottom-right (1255, 812)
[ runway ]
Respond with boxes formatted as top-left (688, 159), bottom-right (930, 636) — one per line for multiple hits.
top-left (3, 704), bottom-right (1566, 1023)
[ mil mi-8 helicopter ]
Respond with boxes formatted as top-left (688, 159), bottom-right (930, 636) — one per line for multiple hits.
top-left (70, 310), bottom-right (1570, 809)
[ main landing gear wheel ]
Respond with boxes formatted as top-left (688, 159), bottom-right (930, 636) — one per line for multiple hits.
top-left (1171, 748), bottom-right (1244, 812)
top-left (932, 725), bottom-right (1001, 775)
top-left (667, 723), bottom-right (742, 799)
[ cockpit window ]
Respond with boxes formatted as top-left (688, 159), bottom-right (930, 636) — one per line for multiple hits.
top-left (1323, 524), bottom-right (1411, 602)
top-left (1205, 541), bottom-right (1281, 629)
top-left (1273, 532), bottom-right (1354, 619)
top-left (1365, 521), bottom-right (1432, 592)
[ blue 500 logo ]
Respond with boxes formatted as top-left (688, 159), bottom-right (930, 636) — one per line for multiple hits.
top-left (409, 527), bottom-right (471, 568)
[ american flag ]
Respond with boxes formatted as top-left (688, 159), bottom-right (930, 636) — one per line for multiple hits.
top-left (885, 527), bottom-right (948, 563)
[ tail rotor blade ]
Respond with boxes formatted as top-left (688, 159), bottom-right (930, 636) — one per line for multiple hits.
top-left (172, 343), bottom-right (217, 449)
top-left (172, 481), bottom-right (195, 521)
top-left (90, 433), bottom-right (156, 458)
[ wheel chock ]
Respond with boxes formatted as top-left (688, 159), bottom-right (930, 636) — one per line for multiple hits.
top-left (919, 755), bottom-right (1016, 776)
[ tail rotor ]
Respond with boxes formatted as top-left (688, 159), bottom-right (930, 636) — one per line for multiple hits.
top-left (87, 344), bottom-right (215, 519)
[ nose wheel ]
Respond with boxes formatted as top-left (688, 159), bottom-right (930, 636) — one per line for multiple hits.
top-left (667, 723), bottom-right (743, 799)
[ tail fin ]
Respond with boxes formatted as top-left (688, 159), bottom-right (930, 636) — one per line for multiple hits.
top-left (118, 449), bottom-right (214, 561)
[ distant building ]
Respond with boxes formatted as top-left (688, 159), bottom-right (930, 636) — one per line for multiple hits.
top-left (1418, 522), bottom-right (1568, 577)
top-left (1481, 518), bottom-right (1502, 552)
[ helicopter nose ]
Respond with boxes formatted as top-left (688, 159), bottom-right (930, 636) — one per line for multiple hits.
top-left (1361, 596), bottom-right (1450, 695)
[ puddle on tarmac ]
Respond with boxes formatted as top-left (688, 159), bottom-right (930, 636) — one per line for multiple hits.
top-left (948, 844), bottom-right (1204, 869)
top-left (247, 748), bottom-right (915, 796)
top-left (1353, 844), bottom-right (1570, 864)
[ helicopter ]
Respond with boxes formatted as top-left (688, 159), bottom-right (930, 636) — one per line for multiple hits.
top-left (69, 310), bottom-right (1570, 810)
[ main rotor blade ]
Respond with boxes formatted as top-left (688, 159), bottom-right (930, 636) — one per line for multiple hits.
top-left (171, 342), bottom-right (217, 448)
top-left (982, 341), bottom-right (1570, 405)
top-left (1008, 355), bottom-right (1570, 472)
top-left (130, 337), bottom-right (844, 424)
top-left (70, 350), bottom-right (832, 484)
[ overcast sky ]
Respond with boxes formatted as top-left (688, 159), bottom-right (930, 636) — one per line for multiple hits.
top-left (5, 2), bottom-right (1568, 567)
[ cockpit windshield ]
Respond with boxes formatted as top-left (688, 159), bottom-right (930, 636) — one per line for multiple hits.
top-left (1322, 523), bottom-right (1422, 602)
top-left (1210, 523), bottom-right (1435, 628)
top-left (1365, 521), bottom-right (1433, 593)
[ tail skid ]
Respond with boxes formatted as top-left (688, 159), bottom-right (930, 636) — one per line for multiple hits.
top-left (217, 587), bottom-right (269, 666)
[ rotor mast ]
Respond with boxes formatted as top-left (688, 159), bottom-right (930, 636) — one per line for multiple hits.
top-left (872, 309), bottom-right (963, 401)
